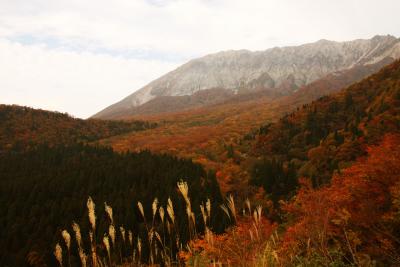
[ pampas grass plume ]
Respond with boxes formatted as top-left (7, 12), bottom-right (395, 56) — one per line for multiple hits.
top-left (137, 201), bottom-right (145, 219)
top-left (78, 248), bottom-right (87, 267)
top-left (61, 230), bottom-right (71, 251)
top-left (104, 202), bottom-right (113, 224)
top-left (128, 230), bottom-right (133, 246)
top-left (54, 243), bottom-right (63, 267)
top-left (152, 198), bottom-right (158, 218)
top-left (87, 197), bottom-right (96, 231)
top-left (227, 194), bottom-right (237, 223)
top-left (109, 225), bottom-right (116, 246)
top-left (167, 198), bottom-right (175, 224)
top-left (103, 235), bottom-right (110, 259)
top-left (137, 237), bottom-right (142, 256)
top-left (120, 226), bottom-right (126, 243)
top-left (177, 181), bottom-right (189, 204)
top-left (159, 206), bottom-right (165, 223)
top-left (72, 222), bottom-right (82, 248)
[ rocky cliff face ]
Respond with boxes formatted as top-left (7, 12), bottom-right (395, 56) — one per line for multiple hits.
top-left (93, 35), bottom-right (400, 119)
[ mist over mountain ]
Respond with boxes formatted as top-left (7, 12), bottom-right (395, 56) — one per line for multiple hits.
top-left (93, 35), bottom-right (400, 119)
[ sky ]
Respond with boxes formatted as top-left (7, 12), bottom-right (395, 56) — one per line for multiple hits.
top-left (0, 0), bottom-right (399, 118)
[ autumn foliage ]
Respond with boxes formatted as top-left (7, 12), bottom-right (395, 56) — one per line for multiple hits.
top-left (280, 134), bottom-right (400, 265)
top-left (0, 104), bottom-right (155, 150)
top-left (182, 210), bottom-right (277, 266)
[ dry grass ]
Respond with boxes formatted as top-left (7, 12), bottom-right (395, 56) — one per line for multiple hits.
top-left (54, 181), bottom-right (278, 267)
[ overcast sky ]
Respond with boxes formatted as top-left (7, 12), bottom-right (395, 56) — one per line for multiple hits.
top-left (0, 0), bottom-right (399, 118)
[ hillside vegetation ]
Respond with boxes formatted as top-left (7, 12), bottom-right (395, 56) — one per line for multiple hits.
top-left (98, 60), bottom-right (390, 194)
top-left (251, 59), bottom-right (400, 203)
top-left (179, 59), bottom-right (400, 267)
top-left (0, 105), bottom-right (156, 150)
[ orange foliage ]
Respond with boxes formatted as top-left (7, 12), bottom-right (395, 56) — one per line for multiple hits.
top-left (97, 61), bottom-right (391, 195)
top-left (101, 95), bottom-right (287, 193)
top-left (182, 216), bottom-right (276, 266)
top-left (280, 134), bottom-right (400, 265)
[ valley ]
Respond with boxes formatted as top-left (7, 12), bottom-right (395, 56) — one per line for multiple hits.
top-left (1, 35), bottom-right (400, 267)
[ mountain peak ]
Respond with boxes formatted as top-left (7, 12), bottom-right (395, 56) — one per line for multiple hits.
top-left (93, 35), bottom-right (400, 119)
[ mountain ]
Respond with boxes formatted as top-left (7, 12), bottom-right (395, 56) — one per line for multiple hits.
top-left (93, 35), bottom-right (400, 119)
top-left (251, 59), bottom-right (400, 202)
top-left (95, 58), bottom-right (396, 194)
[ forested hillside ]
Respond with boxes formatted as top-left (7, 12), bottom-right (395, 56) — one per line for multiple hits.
top-left (184, 133), bottom-right (400, 266)
top-left (251, 59), bottom-right (400, 204)
top-left (0, 144), bottom-right (224, 266)
top-left (176, 60), bottom-right (400, 267)
top-left (0, 105), bottom-right (156, 150)
top-left (98, 59), bottom-right (391, 195)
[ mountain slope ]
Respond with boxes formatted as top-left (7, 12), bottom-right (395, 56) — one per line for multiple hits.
top-left (251, 59), bottom-right (400, 202)
top-left (95, 59), bottom-right (395, 193)
top-left (93, 35), bottom-right (400, 119)
top-left (0, 105), bottom-right (156, 150)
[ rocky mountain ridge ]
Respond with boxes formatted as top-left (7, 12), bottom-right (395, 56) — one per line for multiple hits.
top-left (93, 35), bottom-right (400, 119)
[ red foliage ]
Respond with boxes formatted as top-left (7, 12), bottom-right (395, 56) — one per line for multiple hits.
top-left (281, 134), bottom-right (400, 264)
top-left (183, 216), bottom-right (276, 266)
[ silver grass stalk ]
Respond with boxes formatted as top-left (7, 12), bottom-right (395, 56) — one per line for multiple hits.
top-left (61, 230), bottom-right (71, 251)
top-left (120, 226), bottom-right (126, 243)
top-left (200, 204), bottom-right (207, 226)
top-left (104, 202), bottom-right (113, 224)
top-left (167, 198), bottom-right (175, 224)
top-left (155, 231), bottom-right (162, 244)
top-left (109, 225), bottom-right (116, 246)
top-left (177, 181), bottom-right (189, 205)
top-left (206, 198), bottom-right (211, 218)
top-left (253, 205), bottom-right (262, 225)
top-left (220, 204), bottom-right (231, 221)
top-left (137, 237), bottom-right (142, 259)
top-left (190, 212), bottom-right (196, 227)
top-left (253, 210), bottom-right (258, 224)
top-left (54, 243), bottom-right (63, 267)
top-left (256, 205), bottom-right (262, 223)
top-left (245, 198), bottom-right (251, 216)
top-left (205, 227), bottom-right (213, 246)
top-left (227, 195), bottom-right (237, 223)
top-left (87, 197), bottom-right (96, 231)
top-left (166, 221), bottom-right (171, 234)
top-left (178, 181), bottom-right (194, 238)
top-left (137, 201), bottom-right (145, 219)
top-left (78, 248), bottom-right (87, 267)
top-left (103, 235), bottom-right (111, 263)
top-left (149, 229), bottom-right (154, 242)
top-left (186, 206), bottom-right (192, 223)
top-left (249, 230), bottom-right (254, 242)
top-left (89, 231), bottom-right (97, 267)
top-left (72, 222), bottom-right (82, 248)
top-left (152, 198), bottom-right (158, 219)
top-left (128, 230), bottom-right (133, 246)
top-left (159, 206), bottom-right (165, 223)
top-left (253, 223), bottom-right (260, 240)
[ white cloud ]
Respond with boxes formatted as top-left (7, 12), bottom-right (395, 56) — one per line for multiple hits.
top-left (0, 0), bottom-right (399, 117)
top-left (0, 39), bottom-right (178, 118)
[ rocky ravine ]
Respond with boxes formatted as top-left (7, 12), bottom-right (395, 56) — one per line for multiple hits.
top-left (93, 35), bottom-right (400, 119)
